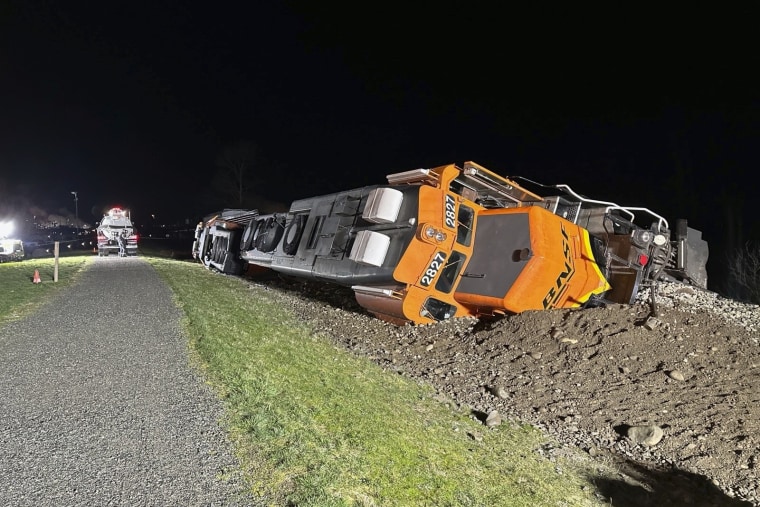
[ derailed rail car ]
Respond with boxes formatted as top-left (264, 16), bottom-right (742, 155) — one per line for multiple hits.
top-left (192, 161), bottom-right (708, 325)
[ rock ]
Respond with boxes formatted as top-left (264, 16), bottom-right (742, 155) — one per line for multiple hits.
top-left (488, 386), bottom-right (509, 399)
top-left (467, 431), bottom-right (483, 442)
top-left (485, 410), bottom-right (502, 427)
top-left (668, 370), bottom-right (686, 381)
top-left (626, 425), bottom-right (664, 446)
top-left (529, 351), bottom-right (542, 360)
top-left (644, 317), bottom-right (660, 330)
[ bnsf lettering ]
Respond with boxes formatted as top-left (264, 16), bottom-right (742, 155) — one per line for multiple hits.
top-left (542, 224), bottom-right (576, 309)
top-left (444, 195), bottom-right (456, 229)
top-left (420, 251), bottom-right (447, 287)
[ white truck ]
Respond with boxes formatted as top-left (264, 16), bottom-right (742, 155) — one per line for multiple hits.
top-left (0, 238), bottom-right (24, 262)
top-left (96, 208), bottom-right (138, 256)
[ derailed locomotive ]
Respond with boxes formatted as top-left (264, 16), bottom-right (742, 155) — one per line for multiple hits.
top-left (192, 161), bottom-right (708, 325)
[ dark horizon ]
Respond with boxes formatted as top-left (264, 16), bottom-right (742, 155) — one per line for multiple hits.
top-left (2, 2), bottom-right (758, 286)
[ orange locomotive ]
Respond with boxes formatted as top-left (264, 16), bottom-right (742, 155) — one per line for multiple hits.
top-left (192, 161), bottom-right (708, 325)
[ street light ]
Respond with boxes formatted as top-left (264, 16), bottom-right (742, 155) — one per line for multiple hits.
top-left (71, 191), bottom-right (78, 228)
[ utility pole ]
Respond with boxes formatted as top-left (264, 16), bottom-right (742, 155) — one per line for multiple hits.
top-left (71, 191), bottom-right (78, 228)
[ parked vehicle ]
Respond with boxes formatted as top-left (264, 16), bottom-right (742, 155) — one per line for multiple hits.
top-left (0, 238), bottom-right (24, 262)
top-left (96, 208), bottom-right (138, 257)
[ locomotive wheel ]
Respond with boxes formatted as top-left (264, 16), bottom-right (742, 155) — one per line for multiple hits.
top-left (258, 216), bottom-right (286, 253)
top-left (240, 217), bottom-right (257, 251)
top-left (251, 219), bottom-right (267, 250)
top-left (282, 215), bottom-right (306, 255)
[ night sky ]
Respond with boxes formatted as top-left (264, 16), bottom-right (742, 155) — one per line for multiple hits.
top-left (1, 3), bottom-right (758, 276)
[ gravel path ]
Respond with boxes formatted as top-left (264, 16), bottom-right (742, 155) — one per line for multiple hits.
top-left (0, 257), bottom-right (256, 506)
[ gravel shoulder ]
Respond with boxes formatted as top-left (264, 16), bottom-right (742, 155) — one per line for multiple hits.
top-left (0, 257), bottom-right (256, 507)
top-left (254, 273), bottom-right (760, 507)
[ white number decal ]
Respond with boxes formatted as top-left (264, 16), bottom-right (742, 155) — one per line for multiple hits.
top-left (444, 195), bottom-right (456, 229)
top-left (420, 252), bottom-right (447, 287)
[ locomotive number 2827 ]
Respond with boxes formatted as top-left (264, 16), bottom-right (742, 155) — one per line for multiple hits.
top-left (444, 195), bottom-right (456, 229)
top-left (420, 252), bottom-right (447, 287)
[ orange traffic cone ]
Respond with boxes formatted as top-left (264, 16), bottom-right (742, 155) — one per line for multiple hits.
top-left (33, 269), bottom-right (41, 284)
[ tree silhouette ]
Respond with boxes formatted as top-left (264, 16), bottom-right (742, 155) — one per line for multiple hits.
top-left (214, 140), bottom-right (258, 208)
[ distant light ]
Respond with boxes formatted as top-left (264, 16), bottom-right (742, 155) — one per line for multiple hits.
top-left (0, 221), bottom-right (14, 238)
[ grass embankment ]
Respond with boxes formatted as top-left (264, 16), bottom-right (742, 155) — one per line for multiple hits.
top-left (0, 256), bottom-right (91, 326)
top-left (150, 258), bottom-right (606, 507)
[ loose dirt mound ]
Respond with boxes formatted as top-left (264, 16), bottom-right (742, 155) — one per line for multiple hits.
top-left (247, 273), bottom-right (760, 506)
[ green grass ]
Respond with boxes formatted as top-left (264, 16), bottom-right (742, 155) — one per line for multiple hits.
top-left (149, 258), bottom-right (607, 507)
top-left (0, 256), bottom-right (91, 326)
top-left (0, 255), bottom-right (610, 505)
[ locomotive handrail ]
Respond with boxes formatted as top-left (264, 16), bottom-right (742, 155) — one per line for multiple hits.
top-left (604, 206), bottom-right (669, 232)
top-left (553, 184), bottom-right (634, 223)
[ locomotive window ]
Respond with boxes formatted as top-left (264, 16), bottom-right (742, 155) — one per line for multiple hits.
top-left (456, 205), bottom-right (474, 247)
top-left (306, 216), bottom-right (325, 250)
top-left (435, 251), bottom-right (466, 294)
top-left (421, 297), bottom-right (457, 321)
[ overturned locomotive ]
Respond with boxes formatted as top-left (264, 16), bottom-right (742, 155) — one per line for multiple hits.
top-left (192, 161), bottom-right (708, 325)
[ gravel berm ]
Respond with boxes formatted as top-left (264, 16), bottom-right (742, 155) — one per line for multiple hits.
top-left (0, 257), bottom-right (258, 506)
